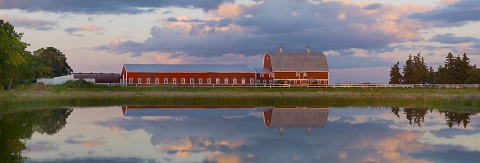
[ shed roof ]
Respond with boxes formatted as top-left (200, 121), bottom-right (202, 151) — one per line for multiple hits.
top-left (124, 64), bottom-right (255, 73)
top-left (266, 51), bottom-right (329, 71)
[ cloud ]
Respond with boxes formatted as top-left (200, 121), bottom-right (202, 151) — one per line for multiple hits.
top-left (162, 11), bottom-right (173, 14)
top-left (363, 3), bottom-right (382, 10)
top-left (94, 0), bottom-right (433, 64)
top-left (0, 14), bottom-right (57, 30)
top-left (0, 0), bottom-right (234, 14)
top-left (429, 33), bottom-right (480, 44)
top-left (408, 0), bottom-right (480, 23)
top-left (64, 24), bottom-right (107, 34)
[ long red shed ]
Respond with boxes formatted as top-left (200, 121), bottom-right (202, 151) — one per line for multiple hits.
top-left (120, 64), bottom-right (257, 87)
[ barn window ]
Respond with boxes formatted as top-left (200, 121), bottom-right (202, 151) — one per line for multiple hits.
top-left (233, 78), bottom-right (237, 84)
top-left (207, 78), bottom-right (211, 84)
top-left (173, 78), bottom-right (177, 84)
top-left (190, 78), bottom-right (194, 84)
top-left (181, 78), bottom-right (185, 84)
top-left (269, 80), bottom-right (272, 84)
top-left (224, 78), bottom-right (228, 84)
top-left (146, 78), bottom-right (150, 84)
top-left (129, 78), bottom-right (133, 84)
top-left (304, 72), bottom-right (307, 76)
top-left (199, 78), bottom-right (203, 84)
top-left (263, 79), bottom-right (266, 84)
top-left (164, 78), bottom-right (168, 84)
top-left (216, 78), bottom-right (220, 84)
top-left (260, 73), bottom-right (264, 77)
top-left (138, 78), bottom-right (142, 84)
top-left (250, 78), bottom-right (254, 84)
top-left (294, 80), bottom-right (297, 84)
top-left (296, 72), bottom-right (300, 76)
top-left (155, 78), bottom-right (159, 84)
top-left (257, 79), bottom-right (260, 84)
top-left (242, 78), bottom-right (245, 84)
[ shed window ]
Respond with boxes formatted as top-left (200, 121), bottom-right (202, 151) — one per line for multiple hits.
top-left (242, 78), bottom-right (245, 84)
top-left (260, 74), bottom-right (264, 78)
top-left (164, 78), bottom-right (168, 84)
top-left (296, 72), bottom-right (300, 76)
top-left (199, 78), bottom-right (203, 84)
top-left (224, 78), bottom-right (228, 84)
top-left (216, 78), bottom-right (220, 84)
top-left (250, 78), bottom-right (254, 84)
top-left (190, 78), bottom-right (194, 84)
top-left (181, 78), bottom-right (185, 84)
top-left (269, 80), bottom-right (273, 84)
top-left (207, 78), bottom-right (211, 84)
top-left (173, 78), bottom-right (177, 84)
top-left (138, 78), bottom-right (142, 84)
top-left (146, 78), bottom-right (150, 84)
top-left (304, 72), bottom-right (307, 76)
top-left (155, 78), bottom-right (159, 84)
top-left (233, 78), bottom-right (237, 84)
top-left (257, 79), bottom-right (260, 84)
top-left (129, 78), bottom-right (133, 84)
top-left (263, 79), bottom-right (266, 84)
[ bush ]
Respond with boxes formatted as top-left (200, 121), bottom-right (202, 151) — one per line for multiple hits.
top-left (63, 78), bottom-right (95, 88)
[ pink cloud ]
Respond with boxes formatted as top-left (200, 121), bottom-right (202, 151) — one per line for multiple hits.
top-left (1, 14), bottom-right (57, 30)
top-left (64, 24), bottom-right (107, 34)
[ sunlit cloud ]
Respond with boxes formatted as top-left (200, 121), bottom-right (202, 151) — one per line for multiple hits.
top-left (64, 24), bottom-right (107, 34)
top-left (0, 14), bottom-right (57, 30)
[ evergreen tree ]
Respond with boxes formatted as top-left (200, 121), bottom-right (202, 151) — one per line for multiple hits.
top-left (425, 66), bottom-right (435, 84)
top-left (443, 52), bottom-right (456, 84)
top-left (403, 55), bottom-right (415, 84)
top-left (389, 61), bottom-right (403, 84)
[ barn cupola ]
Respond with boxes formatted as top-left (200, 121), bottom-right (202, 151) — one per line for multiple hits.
top-left (278, 44), bottom-right (283, 52)
top-left (306, 44), bottom-right (310, 53)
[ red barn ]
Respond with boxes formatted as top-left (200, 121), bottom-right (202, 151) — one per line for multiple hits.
top-left (120, 64), bottom-right (257, 87)
top-left (262, 45), bottom-right (329, 86)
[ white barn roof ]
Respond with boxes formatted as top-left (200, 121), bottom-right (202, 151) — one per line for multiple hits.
top-left (124, 64), bottom-right (255, 73)
top-left (266, 51), bottom-right (329, 72)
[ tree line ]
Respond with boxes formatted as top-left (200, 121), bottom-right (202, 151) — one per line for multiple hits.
top-left (389, 52), bottom-right (480, 84)
top-left (1, 20), bottom-right (73, 89)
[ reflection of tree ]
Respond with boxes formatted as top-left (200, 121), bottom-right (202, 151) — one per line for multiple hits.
top-left (390, 107), bottom-right (477, 128)
top-left (391, 107), bottom-right (400, 118)
top-left (403, 108), bottom-right (432, 127)
top-left (439, 111), bottom-right (473, 129)
top-left (0, 108), bottom-right (73, 161)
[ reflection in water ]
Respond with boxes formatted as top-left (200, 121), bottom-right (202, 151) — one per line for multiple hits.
top-left (391, 107), bottom-right (475, 128)
top-left (122, 106), bottom-right (330, 137)
top-left (0, 108), bottom-right (72, 162)
top-left (260, 107), bottom-right (329, 136)
top-left (2, 106), bottom-right (480, 162)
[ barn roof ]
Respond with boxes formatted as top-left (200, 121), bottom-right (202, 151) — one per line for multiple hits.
top-left (124, 64), bottom-right (255, 73)
top-left (266, 51), bottom-right (329, 72)
top-left (252, 68), bottom-right (273, 74)
top-left (264, 108), bottom-right (329, 128)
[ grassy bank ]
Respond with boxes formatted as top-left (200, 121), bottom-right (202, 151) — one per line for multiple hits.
top-left (1, 85), bottom-right (480, 112)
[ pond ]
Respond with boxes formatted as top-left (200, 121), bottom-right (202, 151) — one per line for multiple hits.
top-left (2, 106), bottom-right (480, 163)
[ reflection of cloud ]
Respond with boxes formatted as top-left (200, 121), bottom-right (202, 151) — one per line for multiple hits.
top-left (64, 135), bottom-right (107, 148)
top-left (420, 132), bottom-right (480, 151)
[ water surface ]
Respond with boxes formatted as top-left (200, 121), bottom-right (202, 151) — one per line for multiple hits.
top-left (2, 106), bottom-right (480, 163)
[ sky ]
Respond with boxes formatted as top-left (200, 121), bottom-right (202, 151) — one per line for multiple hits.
top-left (23, 106), bottom-right (480, 163)
top-left (1, 0), bottom-right (479, 83)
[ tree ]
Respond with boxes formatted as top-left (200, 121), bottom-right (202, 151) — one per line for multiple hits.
top-left (33, 47), bottom-right (73, 78)
top-left (389, 61), bottom-right (403, 84)
top-left (443, 52), bottom-right (456, 84)
top-left (464, 69), bottom-right (480, 84)
top-left (403, 55), bottom-right (415, 84)
top-left (0, 20), bottom-right (29, 89)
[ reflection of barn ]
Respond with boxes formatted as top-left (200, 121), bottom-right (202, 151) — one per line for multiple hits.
top-left (260, 107), bottom-right (329, 136)
top-left (262, 45), bottom-right (329, 86)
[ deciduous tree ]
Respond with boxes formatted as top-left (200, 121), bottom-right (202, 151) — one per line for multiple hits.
top-left (33, 47), bottom-right (73, 78)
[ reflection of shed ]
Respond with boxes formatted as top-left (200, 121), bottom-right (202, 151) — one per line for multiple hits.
top-left (261, 107), bottom-right (329, 136)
